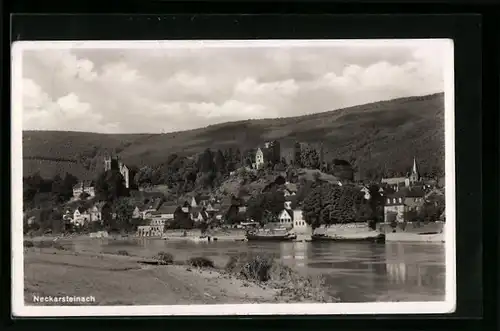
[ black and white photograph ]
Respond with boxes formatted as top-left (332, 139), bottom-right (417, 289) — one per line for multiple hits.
top-left (12, 39), bottom-right (455, 316)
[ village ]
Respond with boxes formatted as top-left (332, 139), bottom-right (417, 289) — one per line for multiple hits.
top-left (23, 139), bottom-right (446, 242)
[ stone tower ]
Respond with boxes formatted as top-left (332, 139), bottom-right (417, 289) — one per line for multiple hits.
top-left (293, 142), bottom-right (301, 166)
top-left (104, 154), bottom-right (112, 172)
top-left (319, 143), bottom-right (324, 168)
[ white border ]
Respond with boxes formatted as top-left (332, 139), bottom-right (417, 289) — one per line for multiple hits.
top-left (11, 39), bottom-right (456, 317)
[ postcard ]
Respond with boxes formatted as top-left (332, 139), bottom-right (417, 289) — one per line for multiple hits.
top-left (12, 39), bottom-right (455, 316)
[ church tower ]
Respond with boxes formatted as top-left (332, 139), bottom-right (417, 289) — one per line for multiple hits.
top-left (409, 157), bottom-right (420, 184)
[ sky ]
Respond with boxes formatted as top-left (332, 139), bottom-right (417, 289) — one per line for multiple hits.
top-left (17, 40), bottom-right (449, 134)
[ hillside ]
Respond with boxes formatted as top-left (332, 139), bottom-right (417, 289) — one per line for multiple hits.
top-left (22, 93), bottom-right (445, 180)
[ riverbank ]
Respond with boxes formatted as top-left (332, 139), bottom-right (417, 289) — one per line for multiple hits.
top-left (24, 240), bottom-right (337, 305)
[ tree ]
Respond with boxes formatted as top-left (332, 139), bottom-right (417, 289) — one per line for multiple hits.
top-left (50, 209), bottom-right (64, 234)
top-left (404, 208), bottom-right (419, 222)
top-left (300, 147), bottom-right (320, 169)
top-left (302, 185), bottom-right (324, 229)
top-left (95, 169), bottom-right (128, 202)
top-left (62, 173), bottom-right (79, 199)
top-left (356, 202), bottom-right (373, 223)
top-left (171, 206), bottom-right (194, 229)
top-left (198, 148), bottom-right (215, 173)
top-left (134, 166), bottom-right (154, 189)
top-left (113, 198), bottom-right (135, 232)
top-left (214, 150), bottom-right (226, 174)
top-left (225, 205), bottom-right (244, 225)
top-left (330, 159), bottom-right (355, 181)
top-left (416, 202), bottom-right (443, 223)
top-left (79, 192), bottom-right (91, 200)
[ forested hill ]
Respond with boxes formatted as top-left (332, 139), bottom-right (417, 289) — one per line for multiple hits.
top-left (22, 92), bottom-right (445, 180)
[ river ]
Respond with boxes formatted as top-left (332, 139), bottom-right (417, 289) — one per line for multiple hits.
top-left (73, 239), bottom-right (446, 302)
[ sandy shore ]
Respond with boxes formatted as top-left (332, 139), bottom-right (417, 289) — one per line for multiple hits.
top-left (24, 243), bottom-right (333, 305)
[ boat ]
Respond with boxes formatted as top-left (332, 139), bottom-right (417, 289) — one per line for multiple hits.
top-left (245, 228), bottom-right (297, 242)
top-left (385, 232), bottom-right (444, 243)
top-left (310, 232), bottom-right (385, 243)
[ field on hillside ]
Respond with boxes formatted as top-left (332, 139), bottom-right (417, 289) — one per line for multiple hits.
top-left (22, 93), bottom-right (445, 180)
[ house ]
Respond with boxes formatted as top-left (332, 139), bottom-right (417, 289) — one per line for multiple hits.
top-left (383, 187), bottom-right (426, 223)
top-left (292, 209), bottom-right (310, 234)
top-left (191, 210), bottom-right (209, 223)
top-left (206, 203), bottom-right (221, 213)
top-left (72, 181), bottom-right (95, 199)
top-left (89, 202), bottom-right (112, 223)
top-left (62, 209), bottom-right (73, 222)
top-left (360, 186), bottom-right (371, 200)
top-left (278, 209), bottom-right (294, 229)
top-left (73, 207), bottom-right (90, 226)
top-left (150, 204), bottom-right (178, 221)
top-left (142, 198), bottom-right (164, 219)
top-left (188, 195), bottom-right (210, 208)
top-left (132, 206), bottom-right (142, 219)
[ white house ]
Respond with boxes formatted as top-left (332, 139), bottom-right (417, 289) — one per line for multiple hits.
top-left (89, 202), bottom-right (112, 223)
top-left (132, 206), bottom-right (142, 219)
top-left (73, 207), bottom-right (90, 226)
top-left (191, 210), bottom-right (209, 223)
top-left (278, 209), bottom-right (294, 229)
top-left (360, 186), bottom-right (372, 200)
top-left (292, 209), bottom-right (311, 234)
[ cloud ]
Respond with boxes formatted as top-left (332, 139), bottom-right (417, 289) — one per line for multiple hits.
top-left (33, 49), bottom-right (98, 82)
top-left (19, 41), bottom-right (449, 133)
top-left (22, 78), bottom-right (119, 132)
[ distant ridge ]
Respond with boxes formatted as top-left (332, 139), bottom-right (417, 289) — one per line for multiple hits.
top-left (22, 92), bottom-right (445, 180)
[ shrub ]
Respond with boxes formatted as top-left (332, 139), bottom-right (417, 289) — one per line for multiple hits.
top-left (224, 253), bottom-right (335, 302)
top-left (240, 254), bottom-right (275, 282)
top-left (225, 255), bottom-right (239, 271)
top-left (33, 240), bottom-right (67, 250)
top-left (188, 256), bottom-right (215, 268)
top-left (23, 240), bottom-right (34, 248)
top-left (225, 253), bottom-right (276, 282)
top-left (155, 251), bottom-right (174, 265)
top-left (117, 250), bottom-right (129, 256)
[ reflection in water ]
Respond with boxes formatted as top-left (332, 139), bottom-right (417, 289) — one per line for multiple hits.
top-left (280, 241), bottom-right (308, 267)
top-left (70, 238), bottom-right (445, 302)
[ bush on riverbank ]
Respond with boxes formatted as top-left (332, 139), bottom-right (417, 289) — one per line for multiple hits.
top-left (117, 250), bottom-right (130, 256)
top-left (23, 240), bottom-right (34, 248)
top-left (225, 253), bottom-right (335, 303)
top-left (25, 239), bottom-right (67, 250)
top-left (155, 252), bottom-right (174, 265)
top-left (188, 256), bottom-right (215, 268)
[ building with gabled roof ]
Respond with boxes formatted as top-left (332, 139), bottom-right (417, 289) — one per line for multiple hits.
top-left (384, 186), bottom-right (426, 223)
top-left (73, 180), bottom-right (95, 199)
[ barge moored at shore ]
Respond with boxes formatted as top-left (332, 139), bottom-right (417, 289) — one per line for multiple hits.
top-left (245, 228), bottom-right (297, 242)
top-left (310, 232), bottom-right (386, 243)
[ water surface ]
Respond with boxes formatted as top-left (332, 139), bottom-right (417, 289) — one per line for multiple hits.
top-left (73, 238), bottom-right (446, 302)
